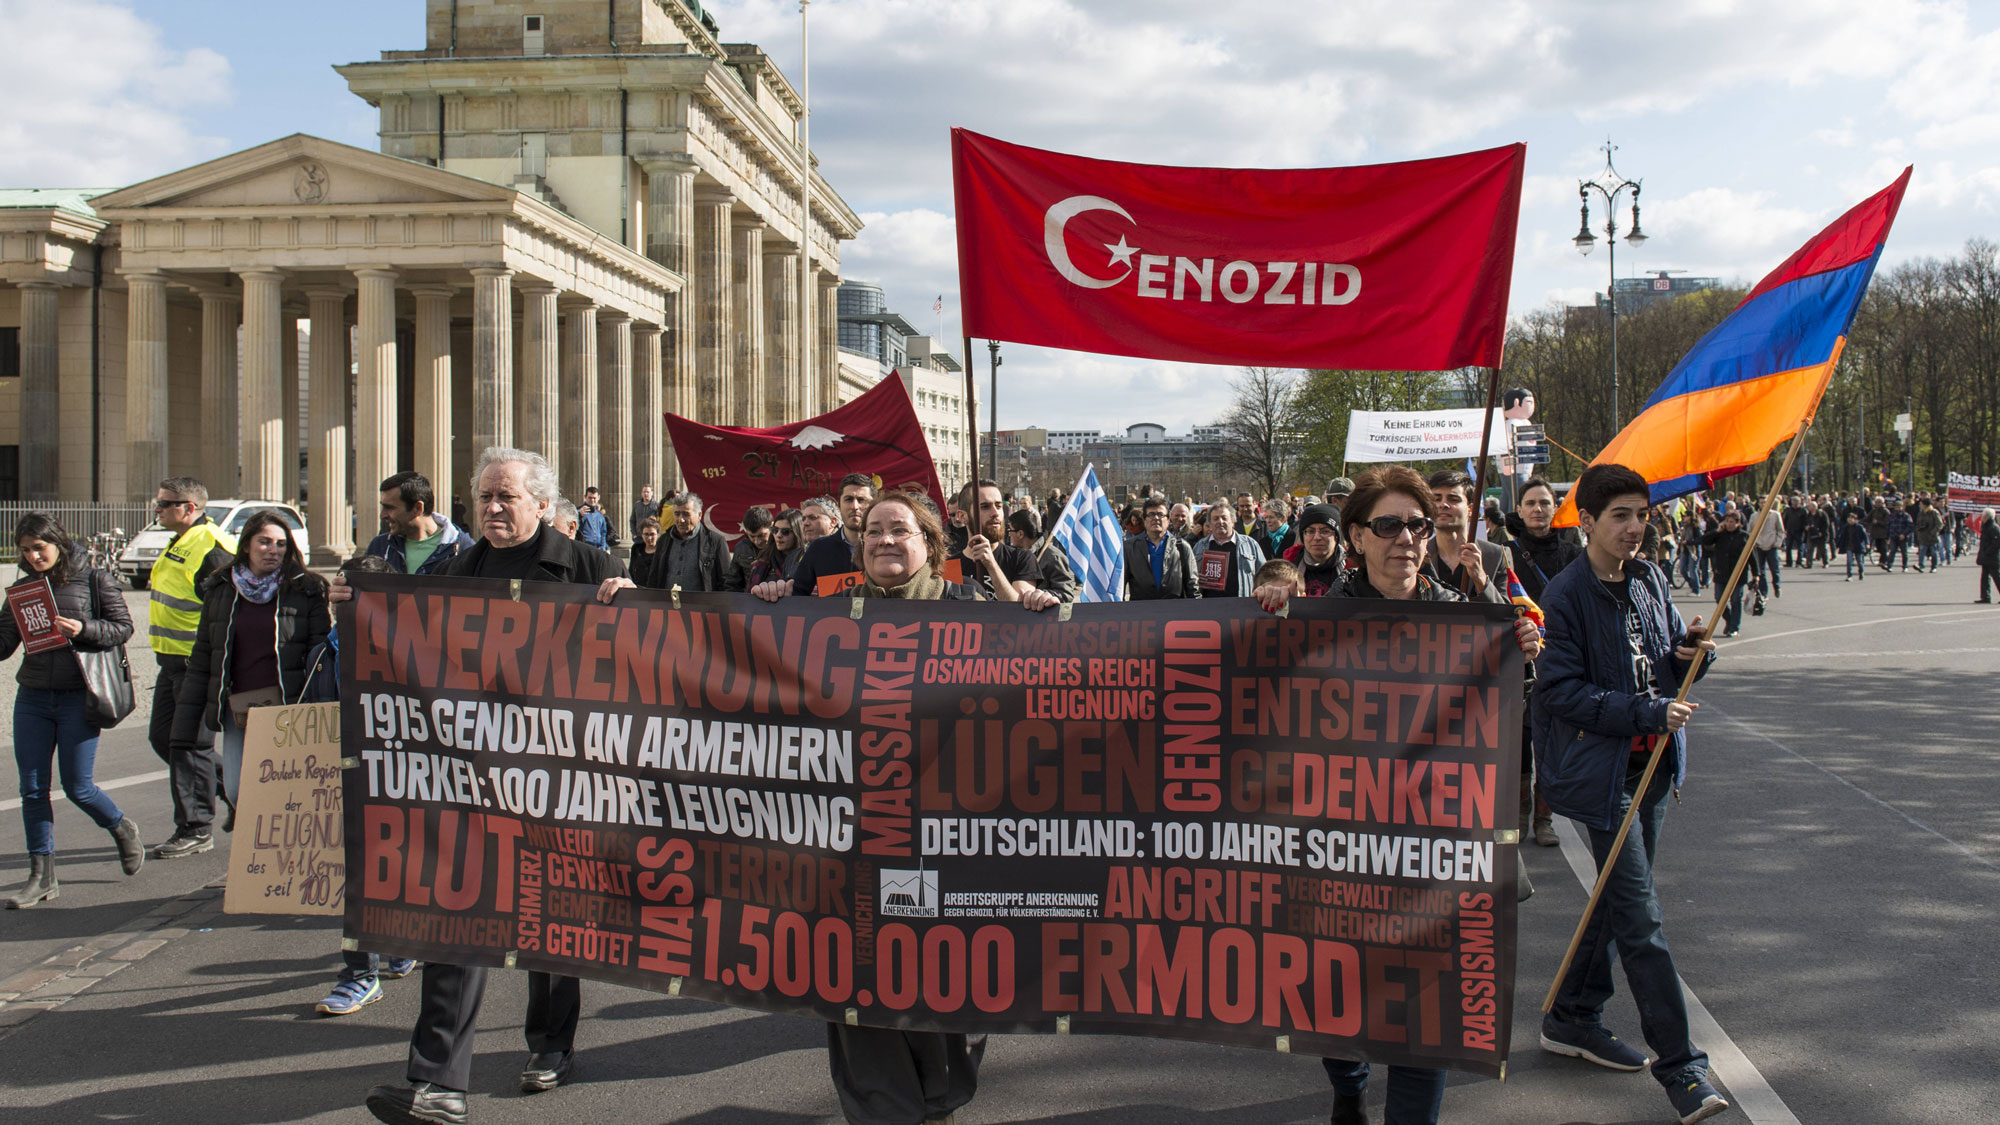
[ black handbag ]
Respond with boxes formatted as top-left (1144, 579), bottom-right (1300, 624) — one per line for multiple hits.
top-left (74, 569), bottom-right (136, 728)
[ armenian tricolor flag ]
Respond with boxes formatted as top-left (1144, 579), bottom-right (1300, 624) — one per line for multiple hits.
top-left (1556, 168), bottom-right (1910, 526)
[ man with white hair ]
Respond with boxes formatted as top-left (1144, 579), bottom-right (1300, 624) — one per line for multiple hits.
top-left (354, 448), bottom-right (632, 1125)
top-left (545, 498), bottom-right (580, 539)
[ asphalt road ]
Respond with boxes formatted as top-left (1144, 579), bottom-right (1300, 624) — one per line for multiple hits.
top-left (0, 562), bottom-right (1995, 1124)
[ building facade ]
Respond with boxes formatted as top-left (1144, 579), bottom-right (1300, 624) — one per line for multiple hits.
top-left (833, 280), bottom-right (972, 491)
top-left (0, 0), bottom-right (858, 561)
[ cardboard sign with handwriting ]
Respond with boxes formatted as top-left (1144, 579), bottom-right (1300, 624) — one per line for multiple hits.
top-left (225, 702), bottom-right (344, 915)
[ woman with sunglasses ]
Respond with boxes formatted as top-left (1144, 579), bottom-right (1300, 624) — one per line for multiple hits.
top-left (1, 513), bottom-right (144, 908)
top-left (1254, 466), bottom-right (1540, 1125)
top-left (749, 509), bottom-right (805, 587)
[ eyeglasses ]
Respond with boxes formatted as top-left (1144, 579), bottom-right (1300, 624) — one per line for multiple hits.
top-left (864, 527), bottom-right (919, 543)
top-left (1365, 516), bottom-right (1435, 540)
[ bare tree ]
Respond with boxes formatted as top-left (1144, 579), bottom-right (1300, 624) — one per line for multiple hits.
top-left (1219, 367), bottom-right (1298, 497)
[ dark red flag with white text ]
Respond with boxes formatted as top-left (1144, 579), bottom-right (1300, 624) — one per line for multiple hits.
top-left (665, 376), bottom-right (947, 539)
top-left (952, 129), bottom-right (1524, 370)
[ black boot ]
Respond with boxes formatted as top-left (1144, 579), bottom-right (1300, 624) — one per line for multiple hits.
top-left (1331, 1090), bottom-right (1368, 1125)
top-left (110, 818), bottom-right (145, 876)
top-left (6, 855), bottom-right (59, 908)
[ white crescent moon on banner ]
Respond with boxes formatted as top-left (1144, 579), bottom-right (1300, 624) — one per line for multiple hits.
top-left (1043, 195), bottom-right (1135, 289)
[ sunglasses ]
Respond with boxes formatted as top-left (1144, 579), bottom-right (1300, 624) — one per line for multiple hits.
top-left (1365, 516), bottom-right (1435, 540)
top-left (154, 498), bottom-right (189, 510)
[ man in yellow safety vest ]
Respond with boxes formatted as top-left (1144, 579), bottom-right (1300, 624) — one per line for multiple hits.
top-left (146, 476), bottom-right (237, 859)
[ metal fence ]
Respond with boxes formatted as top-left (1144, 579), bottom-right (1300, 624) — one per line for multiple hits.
top-left (0, 502), bottom-right (157, 561)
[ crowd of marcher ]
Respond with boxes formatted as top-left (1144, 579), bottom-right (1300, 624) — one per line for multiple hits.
top-left (7, 444), bottom-right (1997, 1125)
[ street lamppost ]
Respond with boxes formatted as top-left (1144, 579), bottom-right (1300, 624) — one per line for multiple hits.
top-left (1572, 139), bottom-right (1647, 428)
top-left (987, 341), bottom-right (1002, 489)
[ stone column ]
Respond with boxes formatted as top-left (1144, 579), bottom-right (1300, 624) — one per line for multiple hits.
top-left (632, 323), bottom-right (664, 496)
top-left (18, 282), bottom-right (62, 501)
top-left (353, 268), bottom-right (400, 511)
top-left (560, 300), bottom-right (600, 494)
top-left (642, 159), bottom-right (697, 425)
top-left (281, 301), bottom-right (302, 501)
top-left (198, 288), bottom-right (241, 496)
top-left (516, 281), bottom-right (561, 467)
top-left (238, 269), bottom-right (286, 500)
top-left (818, 272), bottom-right (841, 412)
top-left (732, 218), bottom-right (766, 426)
top-left (411, 287), bottom-right (455, 503)
top-left (470, 266), bottom-right (514, 454)
top-left (305, 288), bottom-right (352, 562)
top-left (763, 247), bottom-right (800, 424)
top-left (123, 271), bottom-right (169, 503)
top-left (598, 311), bottom-right (633, 523)
top-left (693, 188), bottom-right (735, 423)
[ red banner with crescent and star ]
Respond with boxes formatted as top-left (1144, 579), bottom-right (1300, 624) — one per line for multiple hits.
top-left (952, 129), bottom-right (1525, 370)
top-left (665, 376), bottom-right (949, 539)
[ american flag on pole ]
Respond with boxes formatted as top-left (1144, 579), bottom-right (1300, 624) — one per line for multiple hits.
top-left (932, 295), bottom-right (943, 313)
top-left (1049, 464), bottom-right (1125, 603)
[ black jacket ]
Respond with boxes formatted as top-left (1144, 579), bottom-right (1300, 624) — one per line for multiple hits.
top-left (792, 531), bottom-right (860, 596)
top-left (0, 566), bottom-right (132, 691)
top-left (655, 526), bottom-right (728, 592)
top-left (724, 538), bottom-right (760, 593)
top-left (629, 545), bottom-right (668, 589)
top-left (1979, 521), bottom-right (2000, 568)
top-left (1504, 513), bottom-right (1583, 600)
top-left (173, 571), bottom-right (332, 742)
top-left (443, 527), bottom-right (629, 586)
top-left (1701, 527), bottom-right (1750, 584)
top-left (1124, 533), bottom-right (1200, 600)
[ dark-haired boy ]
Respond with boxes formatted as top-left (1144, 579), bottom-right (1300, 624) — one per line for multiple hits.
top-left (1533, 464), bottom-right (1729, 1125)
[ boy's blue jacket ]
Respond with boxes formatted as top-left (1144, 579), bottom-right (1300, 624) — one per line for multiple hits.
top-left (1531, 553), bottom-right (1713, 831)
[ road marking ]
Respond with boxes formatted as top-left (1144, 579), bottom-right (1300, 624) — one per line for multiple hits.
top-left (1722, 646), bottom-right (2000, 661)
top-left (1707, 706), bottom-right (1998, 873)
top-left (1552, 819), bottom-right (1803, 1125)
top-left (0, 769), bottom-right (168, 813)
top-left (1719, 607), bottom-right (1992, 647)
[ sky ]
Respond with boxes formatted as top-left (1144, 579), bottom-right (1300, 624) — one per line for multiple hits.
top-left (5, 0), bottom-right (1997, 435)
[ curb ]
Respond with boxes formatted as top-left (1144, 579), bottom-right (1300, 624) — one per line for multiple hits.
top-left (0, 876), bottom-right (226, 1038)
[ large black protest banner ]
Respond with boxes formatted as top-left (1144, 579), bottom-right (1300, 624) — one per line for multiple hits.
top-left (340, 574), bottom-right (1521, 1075)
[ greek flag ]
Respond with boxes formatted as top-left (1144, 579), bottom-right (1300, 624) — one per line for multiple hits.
top-left (1049, 464), bottom-right (1125, 603)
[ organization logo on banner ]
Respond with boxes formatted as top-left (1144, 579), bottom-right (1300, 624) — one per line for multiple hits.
top-left (879, 868), bottom-right (940, 917)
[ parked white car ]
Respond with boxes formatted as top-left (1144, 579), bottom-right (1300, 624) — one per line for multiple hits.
top-left (116, 500), bottom-right (310, 590)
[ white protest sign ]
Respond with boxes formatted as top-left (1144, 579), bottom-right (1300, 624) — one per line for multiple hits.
top-left (1343, 409), bottom-right (1509, 463)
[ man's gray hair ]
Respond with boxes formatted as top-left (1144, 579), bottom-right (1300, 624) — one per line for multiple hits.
top-left (470, 447), bottom-right (559, 506)
top-left (671, 490), bottom-right (704, 509)
top-left (546, 498), bottom-right (579, 526)
top-left (158, 476), bottom-right (209, 506)
top-left (802, 495), bottom-right (838, 519)
top-left (1985, 507), bottom-right (1996, 522)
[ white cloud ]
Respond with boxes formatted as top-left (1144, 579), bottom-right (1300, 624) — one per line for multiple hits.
top-left (0, 1), bottom-right (232, 185)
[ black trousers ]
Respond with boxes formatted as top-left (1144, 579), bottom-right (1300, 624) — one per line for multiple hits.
top-left (149, 653), bottom-right (222, 833)
top-left (826, 1023), bottom-right (982, 1125)
top-left (408, 964), bottom-right (581, 1092)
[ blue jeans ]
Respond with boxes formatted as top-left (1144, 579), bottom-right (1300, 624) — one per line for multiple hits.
top-left (1676, 547), bottom-right (1703, 592)
top-left (1752, 547), bottom-right (1781, 595)
top-left (1552, 762), bottom-right (1707, 1085)
top-left (15, 688), bottom-right (124, 855)
top-left (1845, 550), bottom-right (1867, 578)
top-left (1322, 1059), bottom-right (1447, 1125)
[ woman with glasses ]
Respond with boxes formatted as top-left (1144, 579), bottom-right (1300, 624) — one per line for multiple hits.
top-left (1, 513), bottom-right (144, 908)
top-left (749, 509), bottom-right (805, 587)
top-left (1253, 466), bottom-right (1541, 1125)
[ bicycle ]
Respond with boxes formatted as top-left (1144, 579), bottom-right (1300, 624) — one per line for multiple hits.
top-left (84, 529), bottom-right (128, 571)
